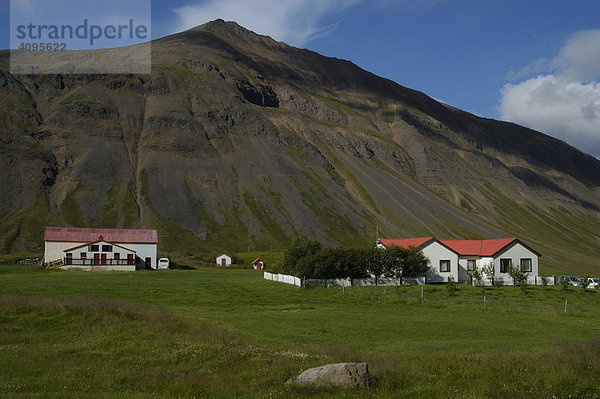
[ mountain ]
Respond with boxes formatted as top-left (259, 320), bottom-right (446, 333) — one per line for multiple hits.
top-left (1, 19), bottom-right (599, 273)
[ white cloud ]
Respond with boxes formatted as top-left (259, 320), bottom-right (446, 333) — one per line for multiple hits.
top-left (171, 0), bottom-right (362, 47)
top-left (500, 30), bottom-right (600, 158)
top-left (551, 30), bottom-right (600, 82)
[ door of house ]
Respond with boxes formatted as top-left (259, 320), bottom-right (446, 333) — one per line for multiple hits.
top-left (221, 258), bottom-right (226, 267)
top-left (127, 254), bottom-right (134, 265)
top-left (145, 257), bottom-right (151, 269)
top-left (66, 253), bottom-right (72, 265)
top-left (93, 254), bottom-right (99, 265)
top-left (114, 253), bottom-right (120, 265)
top-left (101, 254), bottom-right (107, 265)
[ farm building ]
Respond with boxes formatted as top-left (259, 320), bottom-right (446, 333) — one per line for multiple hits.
top-left (216, 253), bottom-right (232, 267)
top-left (44, 227), bottom-right (158, 270)
top-left (252, 258), bottom-right (264, 270)
top-left (377, 237), bottom-right (540, 283)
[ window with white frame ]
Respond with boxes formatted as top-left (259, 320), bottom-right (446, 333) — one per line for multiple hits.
top-left (467, 259), bottom-right (476, 271)
top-left (520, 258), bottom-right (532, 272)
top-left (500, 258), bottom-right (512, 273)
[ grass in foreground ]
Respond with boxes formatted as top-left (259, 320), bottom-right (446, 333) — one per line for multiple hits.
top-left (1, 265), bottom-right (600, 398)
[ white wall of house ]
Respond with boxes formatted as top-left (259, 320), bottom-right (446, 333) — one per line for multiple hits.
top-left (422, 242), bottom-right (459, 282)
top-left (458, 256), bottom-right (477, 282)
top-left (133, 244), bottom-right (158, 269)
top-left (458, 256), bottom-right (495, 283)
top-left (65, 242), bottom-right (136, 263)
top-left (45, 241), bottom-right (157, 269)
top-left (45, 241), bottom-right (83, 264)
top-left (493, 242), bottom-right (539, 279)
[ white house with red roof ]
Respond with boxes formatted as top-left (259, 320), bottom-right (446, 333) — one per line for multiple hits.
top-left (377, 237), bottom-right (540, 284)
top-left (216, 253), bottom-right (232, 267)
top-left (44, 227), bottom-right (158, 270)
top-left (252, 258), bottom-right (264, 270)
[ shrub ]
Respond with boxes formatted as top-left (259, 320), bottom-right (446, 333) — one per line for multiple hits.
top-left (468, 268), bottom-right (483, 287)
top-left (446, 277), bottom-right (457, 296)
top-left (581, 277), bottom-right (591, 291)
top-left (508, 265), bottom-right (529, 294)
top-left (559, 277), bottom-right (570, 292)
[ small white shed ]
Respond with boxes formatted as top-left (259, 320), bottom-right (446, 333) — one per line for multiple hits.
top-left (252, 258), bottom-right (264, 270)
top-left (216, 253), bottom-right (232, 267)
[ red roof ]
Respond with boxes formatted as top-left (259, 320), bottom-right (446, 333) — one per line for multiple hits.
top-left (44, 227), bottom-right (157, 244)
top-left (439, 238), bottom-right (517, 256)
top-left (378, 237), bottom-right (434, 249)
top-left (252, 258), bottom-right (263, 264)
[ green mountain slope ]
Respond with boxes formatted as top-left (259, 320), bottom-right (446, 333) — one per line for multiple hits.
top-left (1, 20), bottom-right (599, 273)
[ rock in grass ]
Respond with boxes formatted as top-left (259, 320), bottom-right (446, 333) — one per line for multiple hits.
top-left (288, 363), bottom-right (370, 388)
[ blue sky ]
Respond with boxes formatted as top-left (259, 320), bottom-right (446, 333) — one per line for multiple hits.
top-left (2, 0), bottom-right (600, 157)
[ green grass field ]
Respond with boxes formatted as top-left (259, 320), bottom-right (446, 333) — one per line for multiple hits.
top-left (2, 265), bottom-right (600, 398)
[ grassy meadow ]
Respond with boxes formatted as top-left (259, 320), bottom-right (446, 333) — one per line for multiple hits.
top-left (2, 264), bottom-right (600, 398)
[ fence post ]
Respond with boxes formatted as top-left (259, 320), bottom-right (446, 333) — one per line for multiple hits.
top-left (421, 286), bottom-right (424, 305)
top-left (564, 299), bottom-right (568, 316)
top-left (484, 296), bottom-right (486, 309)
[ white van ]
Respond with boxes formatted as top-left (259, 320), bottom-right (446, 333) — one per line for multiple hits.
top-left (157, 258), bottom-right (170, 269)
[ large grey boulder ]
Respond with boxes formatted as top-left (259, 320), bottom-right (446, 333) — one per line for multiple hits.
top-left (288, 363), bottom-right (370, 388)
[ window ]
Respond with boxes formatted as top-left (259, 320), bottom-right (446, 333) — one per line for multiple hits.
top-left (467, 260), bottom-right (476, 271)
top-left (81, 252), bottom-right (87, 259)
top-left (520, 258), bottom-right (532, 272)
top-left (114, 253), bottom-right (120, 260)
top-left (90, 244), bottom-right (99, 252)
top-left (500, 258), bottom-right (512, 273)
top-left (440, 260), bottom-right (450, 273)
top-left (102, 245), bottom-right (112, 252)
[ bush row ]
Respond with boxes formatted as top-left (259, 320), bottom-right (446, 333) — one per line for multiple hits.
top-left (273, 237), bottom-right (429, 280)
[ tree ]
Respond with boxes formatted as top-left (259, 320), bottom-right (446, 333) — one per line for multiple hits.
top-left (365, 247), bottom-right (388, 286)
top-left (482, 262), bottom-right (495, 287)
top-left (365, 245), bottom-right (429, 285)
top-left (403, 247), bottom-right (430, 278)
top-left (508, 265), bottom-right (529, 294)
top-left (581, 276), bottom-right (591, 292)
top-left (467, 267), bottom-right (484, 287)
top-left (334, 248), bottom-right (369, 282)
top-left (281, 237), bottom-right (321, 276)
top-left (559, 276), bottom-right (570, 292)
top-left (385, 245), bottom-right (409, 282)
top-left (446, 277), bottom-right (457, 296)
top-left (386, 246), bottom-right (429, 283)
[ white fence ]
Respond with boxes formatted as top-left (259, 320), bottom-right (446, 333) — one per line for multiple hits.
top-left (473, 275), bottom-right (555, 287)
top-left (264, 272), bottom-right (556, 288)
top-left (263, 272), bottom-right (302, 287)
top-left (263, 273), bottom-right (426, 288)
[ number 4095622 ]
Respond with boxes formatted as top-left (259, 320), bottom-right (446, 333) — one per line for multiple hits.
top-left (18, 42), bottom-right (66, 51)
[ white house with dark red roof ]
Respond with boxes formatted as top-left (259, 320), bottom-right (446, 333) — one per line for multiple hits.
top-left (44, 227), bottom-right (158, 270)
top-left (377, 237), bottom-right (540, 284)
top-left (378, 237), bottom-right (458, 282)
top-left (216, 253), bottom-right (232, 267)
top-left (252, 258), bottom-right (264, 270)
